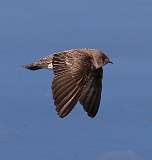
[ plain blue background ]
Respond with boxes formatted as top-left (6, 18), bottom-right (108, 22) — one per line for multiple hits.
top-left (0, 0), bottom-right (152, 159)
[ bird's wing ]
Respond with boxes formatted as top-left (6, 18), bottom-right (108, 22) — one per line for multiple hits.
top-left (52, 51), bottom-right (93, 118)
top-left (79, 68), bottom-right (103, 118)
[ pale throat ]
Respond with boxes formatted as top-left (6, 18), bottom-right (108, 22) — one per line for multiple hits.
top-left (92, 58), bottom-right (103, 69)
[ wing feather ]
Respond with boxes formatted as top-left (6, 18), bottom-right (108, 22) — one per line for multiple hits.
top-left (79, 68), bottom-right (103, 118)
top-left (52, 51), bottom-right (92, 118)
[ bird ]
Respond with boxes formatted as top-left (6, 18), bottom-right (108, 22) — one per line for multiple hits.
top-left (23, 48), bottom-right (113, 118)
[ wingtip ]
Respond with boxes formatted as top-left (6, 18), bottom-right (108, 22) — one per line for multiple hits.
top-left (87, 113), bottom-right (96, 118)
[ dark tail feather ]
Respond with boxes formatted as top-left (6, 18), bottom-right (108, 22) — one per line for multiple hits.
top-left (22, 64), bottom-right (43, 70)
top-left (23, 55), bottom-right (53, 71)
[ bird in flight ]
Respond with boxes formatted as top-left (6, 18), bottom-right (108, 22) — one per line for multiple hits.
top-left (23, 48), bottom-right (113, 118)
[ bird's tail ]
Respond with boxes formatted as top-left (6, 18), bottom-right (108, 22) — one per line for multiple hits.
top-left (23, 63), bottom-right (45, 70)
top-left (23, 55), bottom-right (53, 71)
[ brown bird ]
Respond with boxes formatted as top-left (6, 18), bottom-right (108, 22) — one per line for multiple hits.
top-left (23, 48), bottom-right (113, 118)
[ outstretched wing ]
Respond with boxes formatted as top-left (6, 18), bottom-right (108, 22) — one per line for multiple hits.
top-left (52, 50), bottom-right (93, 118)
top-left (79, 68), bottom-right (103, 118)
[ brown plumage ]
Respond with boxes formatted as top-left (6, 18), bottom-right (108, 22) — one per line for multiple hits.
top-left (23, 48), bottom-right (112, 118)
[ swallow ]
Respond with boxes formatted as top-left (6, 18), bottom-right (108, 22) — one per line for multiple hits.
top-left (23, 48), bottom-right (113, 118)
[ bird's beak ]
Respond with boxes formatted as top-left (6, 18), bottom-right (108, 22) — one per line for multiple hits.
top-left (109, 61), bottom-right (113, 64)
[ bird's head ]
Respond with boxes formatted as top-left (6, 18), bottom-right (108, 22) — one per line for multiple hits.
top-left (100, 53), bottom-right (113, 66)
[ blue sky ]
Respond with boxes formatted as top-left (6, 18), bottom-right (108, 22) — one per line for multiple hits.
top-left (0, 0), bottom-right (152, 159)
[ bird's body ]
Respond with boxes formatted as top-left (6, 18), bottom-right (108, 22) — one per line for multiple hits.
top-left (23, 48), bottom-right (112, 118)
